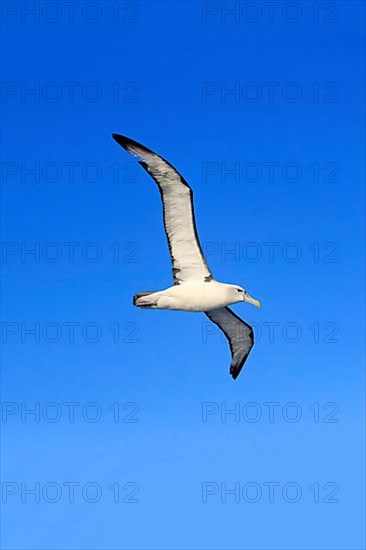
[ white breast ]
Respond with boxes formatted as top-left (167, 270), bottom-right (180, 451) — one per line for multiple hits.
top-left (157, 281), bottom-right (232, 312)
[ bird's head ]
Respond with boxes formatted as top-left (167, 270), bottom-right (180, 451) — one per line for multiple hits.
top-left (229, 285), bottom-right (261, 308)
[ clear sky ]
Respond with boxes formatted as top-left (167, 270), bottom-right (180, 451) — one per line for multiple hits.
top-left (1, 1), bottom-right (365, 549)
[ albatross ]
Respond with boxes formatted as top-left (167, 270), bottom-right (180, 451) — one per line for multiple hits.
top-left (112, 134), bottom-right (260, 380)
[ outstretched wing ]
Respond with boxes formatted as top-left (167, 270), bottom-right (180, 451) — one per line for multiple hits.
top-left (205, 307), bottom-right (254, 380)
top-left (112, 134), bottom-right (213, 285)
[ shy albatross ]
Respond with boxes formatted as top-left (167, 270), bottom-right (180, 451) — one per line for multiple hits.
top-left (112, 134), bottom-right (260, 380)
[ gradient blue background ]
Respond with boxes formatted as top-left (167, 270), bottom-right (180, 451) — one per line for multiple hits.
top-left (1, 1), bottom-right (365, 549)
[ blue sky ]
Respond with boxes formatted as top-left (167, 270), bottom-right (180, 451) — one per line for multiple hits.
top-left (1, 1), bottom-right (365, 549)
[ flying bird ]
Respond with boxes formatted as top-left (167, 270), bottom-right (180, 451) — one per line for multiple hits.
top-left (112, 134), bottom-right (260, 379)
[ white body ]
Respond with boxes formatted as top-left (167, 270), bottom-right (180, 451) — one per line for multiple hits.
top-left (136, 281), bottom-right (244, 312)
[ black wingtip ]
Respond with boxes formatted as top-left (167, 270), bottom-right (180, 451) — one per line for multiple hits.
top-left (112, 133), bottom-right (156, 157)
top-left (112, 133), bottom-right (131, 149)
top-left (230, 356), bottom-right (249, 380)
top-left (230, 367), bottom-right (239, 380)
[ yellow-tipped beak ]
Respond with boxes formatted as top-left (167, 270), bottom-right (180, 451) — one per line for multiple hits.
top-left (244, 294), bottom-right (261, 308)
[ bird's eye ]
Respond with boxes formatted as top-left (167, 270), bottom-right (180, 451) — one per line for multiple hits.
top-left (237, 289), bottom-right (242, 292)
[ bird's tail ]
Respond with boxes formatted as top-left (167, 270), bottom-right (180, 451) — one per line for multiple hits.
top-left (133, 291), bottom-right (159, 308)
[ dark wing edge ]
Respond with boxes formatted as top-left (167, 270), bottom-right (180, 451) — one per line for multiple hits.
top-left (112, 133), bottom-right (192, 188)
top-left (138, 160), bottom-right (213, 285)
top-left (112, 133), bottom-right (213, 285)
top-left (205, 307), bottom-right (254, 380)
